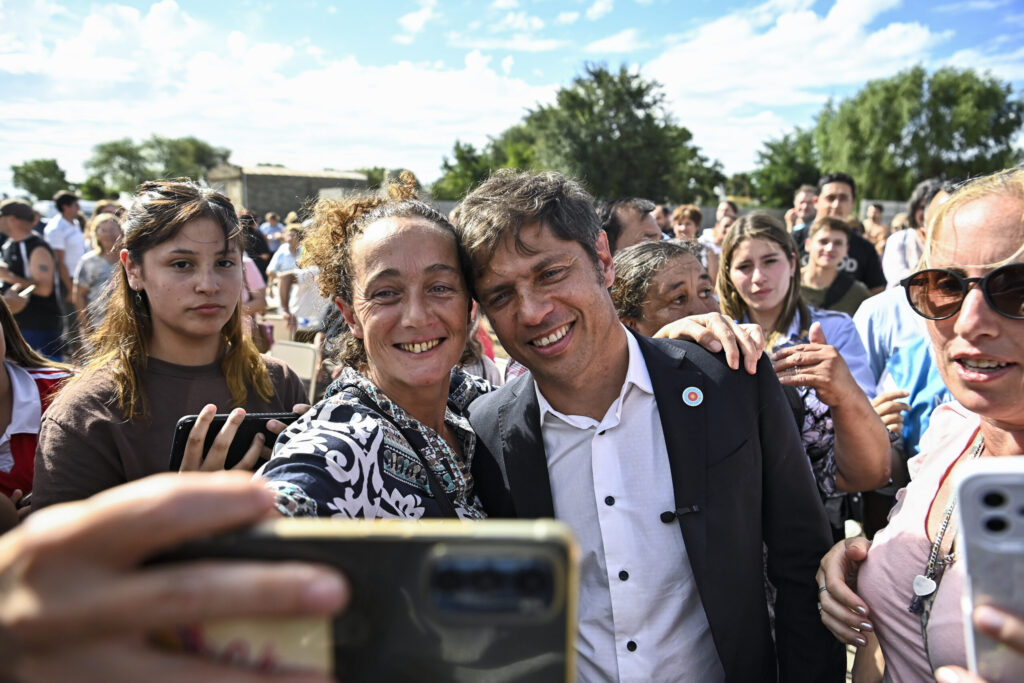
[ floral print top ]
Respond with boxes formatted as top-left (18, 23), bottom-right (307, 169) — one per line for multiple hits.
top-left (258, 366), bottom-right (491, 520)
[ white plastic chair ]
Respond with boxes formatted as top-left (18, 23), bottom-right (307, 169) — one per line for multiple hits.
top-left (268, 340), bottom-right (319, 404)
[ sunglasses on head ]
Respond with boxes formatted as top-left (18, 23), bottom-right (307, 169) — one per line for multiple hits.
top-left (900, 263), bottom-right (1024, 321)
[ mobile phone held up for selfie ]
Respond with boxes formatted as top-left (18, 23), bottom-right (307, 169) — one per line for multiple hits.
top-left (167, 412), bottom-right (300, 470)
top-left (151, 518), bottom-right (579, 682)
top-left (956, 458), bottom-right (1024, 681)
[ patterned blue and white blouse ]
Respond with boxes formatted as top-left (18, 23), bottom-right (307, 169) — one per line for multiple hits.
top-left (258, 366), bottom-right (491, 520)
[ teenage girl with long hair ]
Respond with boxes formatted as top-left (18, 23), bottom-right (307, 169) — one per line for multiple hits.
top-left (32, 179), bottom-right (307, 509)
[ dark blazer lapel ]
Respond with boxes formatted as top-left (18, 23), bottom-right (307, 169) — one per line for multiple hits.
top-left (635, 333), bottom-right (709, 580)
top-left (498, 376), bottom-right (556, 518)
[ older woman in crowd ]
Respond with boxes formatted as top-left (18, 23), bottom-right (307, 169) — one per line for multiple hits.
top-left (818, 168), bottom-right (1024, 682)
top-left (611, 240), bottom-right (718, 336)
top-left (73, 211), bottom-right (123, 339)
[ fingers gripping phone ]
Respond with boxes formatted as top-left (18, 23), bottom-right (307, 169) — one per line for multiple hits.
top-left (167, 412), bottom-right (300, 470)
top-left (956, 458), bottom-right (1024, 681)
top-left (152, 519), bottom-right (579, 682)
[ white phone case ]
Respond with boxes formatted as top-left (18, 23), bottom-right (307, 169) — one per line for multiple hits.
top-left (956, 458), bottom-right (1024, 680)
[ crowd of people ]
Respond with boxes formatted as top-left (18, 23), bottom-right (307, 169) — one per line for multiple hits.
top-left (0, 161), bottom-right (1021, 682)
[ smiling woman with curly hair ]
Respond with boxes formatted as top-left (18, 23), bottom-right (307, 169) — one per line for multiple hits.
top-left (258, 173), bottom-right (492, 520)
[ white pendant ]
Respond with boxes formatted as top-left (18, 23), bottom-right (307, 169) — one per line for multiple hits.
top-left (913, 574), bottom-right (937, 597)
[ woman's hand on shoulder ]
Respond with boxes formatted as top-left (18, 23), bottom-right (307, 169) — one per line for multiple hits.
top-left (934, 606), bottom-right (1024, 682)
top-left (816, 536), bottom-right (874, 646)
top-left (654, 313), bottom-right (765, 375)
top-left (178, 405), bottom-right (266, 473)
top-left (771, 322), bottom-right (862, 407)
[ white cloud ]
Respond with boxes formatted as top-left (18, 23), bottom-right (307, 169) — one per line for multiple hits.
top-left (0, 0), bottom-right (557, 190)
top-left (586, 0), bottom-right (613, 21)
top-left (492, 11), bottom-right (544, 33)
top-left (643, 0), bottom-right (954, 171)
top-left (554, 11), bottom-right (579, 25)
top-left (943, 44), bottom-right (1024, 81)
top-left (490, 0), bottom-right (518, 8)
top-left (501, 55), bottom-right (515, 75)
top-left (395, 0), bottom-right (437, 42)
top-left (936, 0), bottom-right (1011, 11)
top-left (446, 31), bottom-right (567, 52)
top-left (584, 28), bottom-right (644, 54)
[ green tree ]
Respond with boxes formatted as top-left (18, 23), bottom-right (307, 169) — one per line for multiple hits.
top-left (487, 124), bottom-right (539, 171)
top-left (84, 138), bottom-right (150, 194)
top-left (725, 172), bottom-right (754, 200)
top-left (431, 141), bottom-right (494, 200)
top-left (84, 135), bottom-right (231, 193)
top-left (147, 135), bottom-right (230, 180)
top-left (431, 64), bottom-right (724, 204)
top-left (10, 159), bottom-right (70, 200)
top-left (77, 175), bottom-right (114, 200)
top-left (814, 66), bottom-right (1023, 200)
top-left (357, 167), bottom-right (387, 189)
top-left (751, 127), bottom-right (820, 208)
top-left (528, 64), bottom-right (720, 201)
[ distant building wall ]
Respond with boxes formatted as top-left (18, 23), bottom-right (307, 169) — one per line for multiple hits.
top-left (208, 164), bottom-right (369, 220)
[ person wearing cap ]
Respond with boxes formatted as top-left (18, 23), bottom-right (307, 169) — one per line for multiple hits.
top-left (0, 200), bottom-right (62, 360)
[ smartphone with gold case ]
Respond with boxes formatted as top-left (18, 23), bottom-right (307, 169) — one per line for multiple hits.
top-left (153, 518), bottom-right (578, 682)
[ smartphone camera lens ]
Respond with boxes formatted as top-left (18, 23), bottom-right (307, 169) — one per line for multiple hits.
top-left (516, 568), bottom-right (549, 596)
top-left (434, 569), bottom-right (462, 592)
top-left (984, 516), bottom-right (1008, 533)
top-left (472, 569), bottom-right (503, 592)
top-left (982, 490), bottom-right (1006, 508)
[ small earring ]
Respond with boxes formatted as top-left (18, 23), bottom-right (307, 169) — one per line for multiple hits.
top-left (134, 290), bottom-right (143, 305)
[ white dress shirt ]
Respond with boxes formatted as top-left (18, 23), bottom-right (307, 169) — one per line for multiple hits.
top-left (536, 327), bottom-right (724, 683)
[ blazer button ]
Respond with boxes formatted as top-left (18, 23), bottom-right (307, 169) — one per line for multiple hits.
top-left (619, 570), bottom-right (629, 581)
top-left (605, 496), bottom-right (615, 506)
top-left (626, 640), bottom-right (637, 652)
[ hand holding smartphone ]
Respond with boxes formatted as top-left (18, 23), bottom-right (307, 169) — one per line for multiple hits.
top-left (168, 407), bottom-right (300, 471)
top-left (151, 518), bottom-right (579, 682)
top-left (956, 458), bottom-right (1024, 680)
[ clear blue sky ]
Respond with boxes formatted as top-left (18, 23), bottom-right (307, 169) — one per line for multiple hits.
top-left (1, 0), bottom-right (1021, 195)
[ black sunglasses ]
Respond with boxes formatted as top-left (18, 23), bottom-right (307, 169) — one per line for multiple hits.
top-left (900, 263), bottom-right (1024, 320)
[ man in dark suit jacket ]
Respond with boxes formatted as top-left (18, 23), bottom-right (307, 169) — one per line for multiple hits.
top-left (458, 170), bottom-right (844, 682)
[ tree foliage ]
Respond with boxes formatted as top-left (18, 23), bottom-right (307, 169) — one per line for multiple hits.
top-left (357, 167), bottom-right (387, 189)
top-left (431, 141), bottom-right (497, 201)
top-left (431, 64), bottom-right (724, 203)
top-left (751, 127), bottom-right (820, 208)
top-left (10, 159), bottom-right (71, 200)
top-left (814, 66), bottom-right (1023, 200)
top-left (84, 135), bottom-right (230, 194)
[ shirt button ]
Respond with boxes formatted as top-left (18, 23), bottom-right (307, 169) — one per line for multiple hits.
top-left (619, 570), bottom-right (629, 581)
top-left (598, 430), bottom-right (606, 436)
top-left (627, 640), bottom-right (637, 652)
top-left (604, 496), bottom-right (615, 506)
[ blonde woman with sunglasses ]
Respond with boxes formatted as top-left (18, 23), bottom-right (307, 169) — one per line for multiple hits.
top-left (816, 168), bottom-right (1024, 682)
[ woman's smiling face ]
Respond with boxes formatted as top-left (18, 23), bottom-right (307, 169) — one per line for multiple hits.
top-left (341, 217), bottom-right (470, 403)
